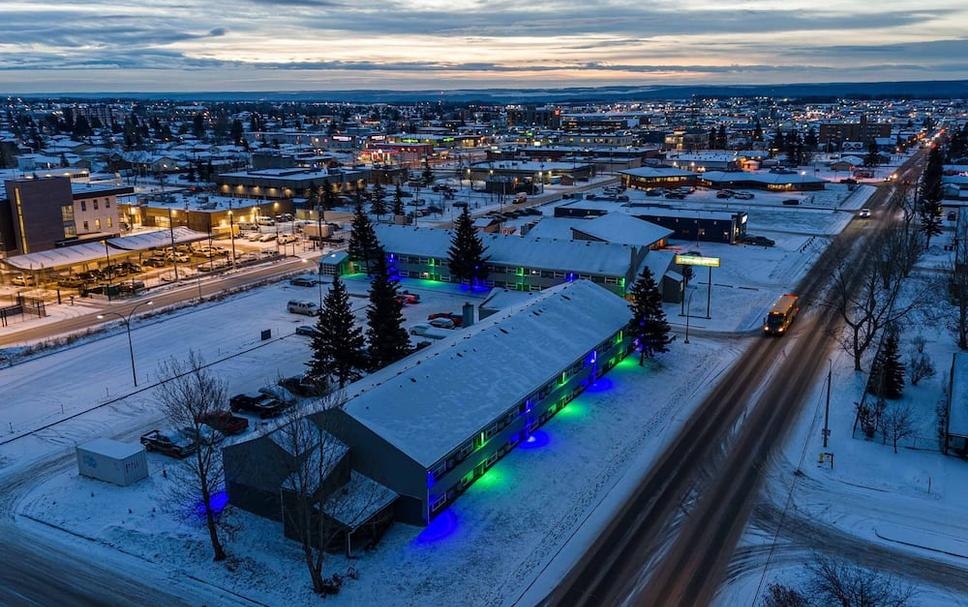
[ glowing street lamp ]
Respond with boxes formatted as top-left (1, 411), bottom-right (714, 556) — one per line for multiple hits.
top-left (97, 299), bottom-right (153, 386)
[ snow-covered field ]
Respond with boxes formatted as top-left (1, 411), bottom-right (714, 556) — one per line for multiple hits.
top-left (17, 330), bottom-right (744, 606)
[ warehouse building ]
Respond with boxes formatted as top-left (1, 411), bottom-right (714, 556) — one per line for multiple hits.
top-left (620, 167), bottom-right (698, 190)
top-left (700, 170), bottom-right (826, 192)
top-left (552, 200), bottom-right (747, 244)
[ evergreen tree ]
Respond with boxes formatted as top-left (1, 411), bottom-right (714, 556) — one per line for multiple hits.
top-left (422, 156), bottom-right (434, 185)
top-left (804, 127), bottom-right (818, 149)
top-left (864, 139), bottom-right (881, 167)
top-left (868, 331), bottom-right (905, 399)
top-left (393, 184), bottom-right (405, 216)
top-left (321, 179), bottom-right (336, 210)
top-left (230, 119), bottom-right (244, 146)
top-left (370, 185), bottom-right (387, 218)
top-left (307, 276), bottom-right (365, 388)
top-left (448, 206), bottom-right (490, 285)
top-left (752, 118), bottom-right (764, 143)
top-left (628, 267), bottom-right (672, 365)
top-left (365, 254), bottom-right (412, 370)
top-left (770, 129), bottom-right (785, 156)
top-left (348, 202), bottom-right (380, 274)
top-left (716, 124), bottom-right (728, 150)
top-left (192, 113), bottom-right (206, 139)
top-left (919, 146), bottom-right (945, 248)
top-left (708, 128), bottom-right (717, 150)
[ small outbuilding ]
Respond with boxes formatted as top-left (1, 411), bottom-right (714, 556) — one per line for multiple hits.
top-left (76, 438), bottom-right (148, 486)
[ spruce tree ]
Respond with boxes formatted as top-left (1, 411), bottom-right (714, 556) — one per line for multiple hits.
top-left (308, 276), bottom-right (365, 388)
top-left (448, 206), bottom-right (490, 286)
top-left (868, 331), bottom-right (905, 399)
top-left (628, 267), bottom-right (672, 365)
top-left (370, 185), bottom-right (387, 218)
top-left (393, 184), bottom-right (405, 216)
top-left (365, 253), bottom-right (411, 370)
top-left (348, 202), bottom-right (379, 274)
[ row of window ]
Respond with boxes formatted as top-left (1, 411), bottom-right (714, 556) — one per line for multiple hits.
top-left (428, 332), bottom-right (626, 482)
top-left (81, 217), bottom-right (112, 231)
top-left (79, 198), bottom-right (111, 212)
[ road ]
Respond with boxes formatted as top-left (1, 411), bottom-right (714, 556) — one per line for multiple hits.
top-left (547, 152), bottom-right (930, 606)
top-left (0, 254), bottom-right (318, 348)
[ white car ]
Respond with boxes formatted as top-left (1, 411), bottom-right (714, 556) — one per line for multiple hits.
top-left (278, 234), bottom-right (298, 245)
top-left (858, 208), bottom-right (871, 218)
top-left (258, 233), bottom-right (277, 242)
top-left (429, 317), bottom-right (456, 329)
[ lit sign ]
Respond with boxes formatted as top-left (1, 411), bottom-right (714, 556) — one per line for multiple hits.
top-left (675, 254), bottom-right (721, 268)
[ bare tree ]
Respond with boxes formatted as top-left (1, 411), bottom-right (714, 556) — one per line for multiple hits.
top-left (826, 260), bottom-right (923, 371)
top-left (907, 351), bottom-right (936, 386)
top-left (881, 402), bottom-right (917, 454)
top-left (761, 583), bottom-right (809, 607)
top-left (807, 556), bottom-right (916, 606)
top-left (156, 351), bottom-right (229, 561)
top-left (947, 218), bottom-right (968, 350)
top-left (274, 392), bottom-right (389, 595)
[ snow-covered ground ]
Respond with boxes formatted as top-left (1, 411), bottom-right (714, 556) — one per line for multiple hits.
top-left (0, 273), bottom-right (485, 449)
top-left (15, 327), bottom-right (744, 606)
top-left (718, 230), bottom-right (968, 606)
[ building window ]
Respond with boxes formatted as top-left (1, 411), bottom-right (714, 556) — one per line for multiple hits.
top-left (107, 217), bottom-right (113, 228)
top-left (80, 200), bottom-right (87, 212)
top-left (95, 219), bottom-right (101, 230)
top-left (83, 221), bottom-right (89, 231)
top-left (105, 199), bottom-right (111, 208)
top-left (93, 200), bottom-right (99, 210)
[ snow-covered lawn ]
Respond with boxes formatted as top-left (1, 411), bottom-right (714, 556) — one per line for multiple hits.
top-left (19, 335), bottom-right (743, 607)
top-left (721, 267), bottom-right (968, 605)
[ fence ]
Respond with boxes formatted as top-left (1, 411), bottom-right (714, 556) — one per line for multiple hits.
top-left (0, 295), bottom-right (47, 327)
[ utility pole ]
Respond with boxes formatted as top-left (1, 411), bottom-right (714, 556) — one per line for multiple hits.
top-left (167, 207), bottom-right (179, 281)
top-left (822, 359), bottom-right (832, 448)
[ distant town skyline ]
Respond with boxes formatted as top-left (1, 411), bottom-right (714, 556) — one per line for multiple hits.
top-left (2, 0), bottom-right (967, 93)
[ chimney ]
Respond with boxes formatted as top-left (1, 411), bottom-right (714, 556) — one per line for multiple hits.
top-left (462, 302), bottom-right (475, 327)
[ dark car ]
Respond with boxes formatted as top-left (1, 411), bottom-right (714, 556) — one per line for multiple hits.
top-left (295, 325), bottom-right (320, 337)
top-left (743, 235), bottom-right (776, 247)
top-left (198, 411), bottom-right (249, 435)
top-left (140, 429), bottom-right (197, 458)
top-left (57, 276), bottom-right (85, 289)
top-left (396, 290), bottom-right (421, 305)
top-left (781, 199), bottom-right (800, 206)
top-left (289, 277), bottom-right (317, 287)
top-left (229, 393), bottom-right (288, 418)
top-left (278, 375), bottom-right (325, 397)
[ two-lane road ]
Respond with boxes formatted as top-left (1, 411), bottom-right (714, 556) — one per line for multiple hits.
top-left (549, 152), bottom-right (931, 606)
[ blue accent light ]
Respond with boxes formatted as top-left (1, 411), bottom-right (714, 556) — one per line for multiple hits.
top-left (585, 377), bottom-right (614, 393)
top-left (416, 509), bottom-right (459, 543)
top-left (519, 429), bottom-right (550, 450)
top-left (193, 490), bottom-right (229, 518)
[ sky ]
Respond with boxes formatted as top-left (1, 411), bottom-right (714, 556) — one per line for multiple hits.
top-left (1, 0), bottom-right (966, 93)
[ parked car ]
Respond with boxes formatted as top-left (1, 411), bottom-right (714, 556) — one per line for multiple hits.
top-left (399, 290), bottom-right (420, 303)
top-left (278, 375), bottom-right (325, 397)
top-left (57, 276), bottom-right (85, 289)
top-left (140, 429), bottom-right (197, 458)
top-left (295, 324), bottom-right (320, 337)
top-left (743, 235), bottom-right (776, 247)
top-left (198, 411), bottom-right (249, 435)
top-left (278, 234), bottom-right (298, 245)
top-left (646, 188), bottom-right (664, 197)
top-left (429, 317), bottom-right (456, 329)
top-left (120, 261), bottom-right (143, 274)
top-left (733, 192), bottom-right (755, 200)
top-left (229, 393), bottom-right (288, 418)
top-left (246, 232), bottom-right (263, 242)
top-left (427, 312), bottom-right (463, 327)
top-left (858, 208), bottom-right (871, 218)
top-left (781, 199), bottom-right (800, 206)
top-left (258, 385), bottom-right (296, 405)
top-left (288, 300), bottom-right (319, 316)
top-left (258, 233), bottom-right (277, 243)
top-left (410, 323), bottom-right (451, 340)
top-left (665, 192), bottom-right (686, 200)
top-left (143, 257), bottom-right (167, 268)
top-left (11, 274), bottom-right (33, 286)
top-left (289, 277), bottom-right (317, 287)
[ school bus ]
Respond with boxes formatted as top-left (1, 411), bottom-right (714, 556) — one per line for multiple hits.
top-left (763, 294), bottom-right (800, 336)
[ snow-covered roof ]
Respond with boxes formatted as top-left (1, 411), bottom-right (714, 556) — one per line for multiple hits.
top-left (77, 438), bottom-right (144, 460)
top-left (342, 280), bottom-right (632, 468)
top-left (950, 353), bottom-right (968, 437)
top-left (375, 224), bottom-right (642, 277)
top-left (702, 171), bottom-right (826, 186)
top-left (569, 213), bottom-right (673, 247)
top-left (620, 167), bottom-right (697, 179)
top-left (525, 218), bottom-right (588, 240)
top-left (323, 471), bottom-right (397, 530)
top-left (107, 227), bottom-right (208, 251)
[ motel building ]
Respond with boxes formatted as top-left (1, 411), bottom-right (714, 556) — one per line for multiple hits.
top-left (223, 280), bottom-right (635, 535)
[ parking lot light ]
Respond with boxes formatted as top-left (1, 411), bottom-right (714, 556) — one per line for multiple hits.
top-left (97, 299), bottom-right (154, 387)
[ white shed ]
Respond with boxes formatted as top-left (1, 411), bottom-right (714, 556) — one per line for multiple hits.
top-left (76, 438), bottom-right (148, 486)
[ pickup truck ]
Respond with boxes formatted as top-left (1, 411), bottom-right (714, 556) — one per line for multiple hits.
top-left (198, 411), bottom-right (249, 435)
top-left (140, 429), bottom-right (197, 458)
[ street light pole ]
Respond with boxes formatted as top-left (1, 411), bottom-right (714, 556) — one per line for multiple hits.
top-left (167, 207), bottom-right (179, 281)
top-left (684, 290), bottom-right (695, 344)
top-left (97, 299), bottom-right (153, 387)
top-left (823, 359), bottom-right (832, 448)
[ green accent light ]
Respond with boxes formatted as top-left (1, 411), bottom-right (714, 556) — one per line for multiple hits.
top-left (615, 330), bottom-right (623, 345)
top-left (473, 466), bottom-right (505, 491)
top-left (516, 267), bottom-right (525, 276)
